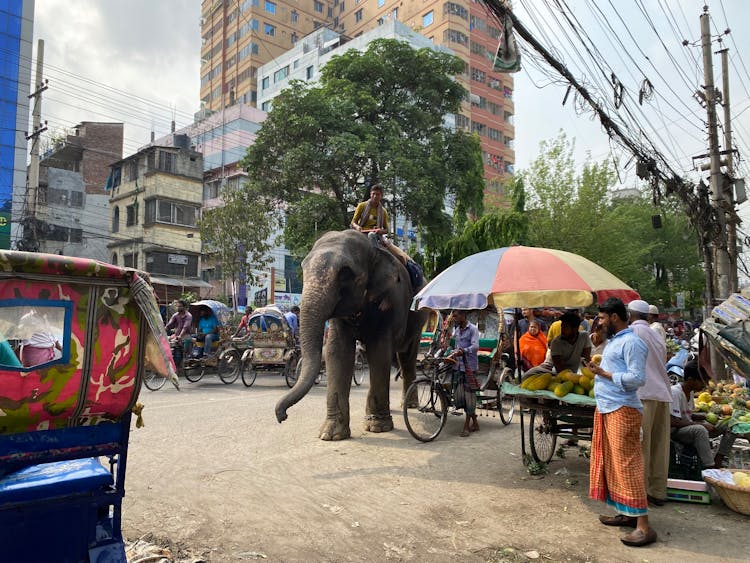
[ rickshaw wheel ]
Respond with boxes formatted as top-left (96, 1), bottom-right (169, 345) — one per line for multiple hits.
top-left (497, 368), bottom-right (518, 425)
top-left (285, 355), bottom-right (299, 388)
top-left (403, 378), bottom-right (448, 442)
top-left (353, 351), bottom-right (366, 386)
top-left (529, 409), bottom-right (557, 463)
top-left (218, 350), bottom-right (241, 384)
top-left (143, 370), bottom-right (167, 391)
top-left (184, 362), bottom-right (204, 383)
top-left (241, 363), bottom-right (257, 387)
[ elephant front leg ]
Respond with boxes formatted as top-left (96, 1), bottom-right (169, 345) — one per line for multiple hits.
top-left (319, 389), bottom-right (352, 440)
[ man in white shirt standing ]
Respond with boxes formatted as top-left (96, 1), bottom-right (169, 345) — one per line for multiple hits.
top-left (629, 300), bottom-right (672, 506)
top-left (648, 305), bottom-right (667, 342)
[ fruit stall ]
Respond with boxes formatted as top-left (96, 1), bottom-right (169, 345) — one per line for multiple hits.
top-left (500, 363), bottom-right (599, 464)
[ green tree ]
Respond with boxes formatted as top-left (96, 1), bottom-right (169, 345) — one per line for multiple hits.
top-left (522, 133), bottom-right (704, 307)
top-left (429, 177), bottom-right (530, 277)
top-left (242, 39), bottom-right (485, 258)
top-left (199, 183), bottom-right (278, 304)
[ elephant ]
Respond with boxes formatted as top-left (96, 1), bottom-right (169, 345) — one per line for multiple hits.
top-left (275, 229), bottom-right (426, 440)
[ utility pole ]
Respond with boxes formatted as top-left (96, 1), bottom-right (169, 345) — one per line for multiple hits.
top-left (719, 46), bottom-right (739, 293)
top-left (701, 9), bottom-right (731, 303)
top-left (23, 39), bottom-right (48, 252)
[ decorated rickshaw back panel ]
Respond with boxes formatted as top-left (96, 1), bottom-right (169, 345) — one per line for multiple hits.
top-left (0, 253), bottom-right (143, 436)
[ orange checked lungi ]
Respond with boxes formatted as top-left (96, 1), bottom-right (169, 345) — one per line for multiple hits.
top-left (589, 406), bottom-right (648, 516)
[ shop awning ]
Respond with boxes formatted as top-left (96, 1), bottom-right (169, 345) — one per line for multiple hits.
top-left (148, 276), bottom-right (213, 289)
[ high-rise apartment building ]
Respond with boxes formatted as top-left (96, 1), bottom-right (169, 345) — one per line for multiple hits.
top-left (200, 0), bottom-right (514, 199)
top-left (200, 0), bottom-right (334, 110)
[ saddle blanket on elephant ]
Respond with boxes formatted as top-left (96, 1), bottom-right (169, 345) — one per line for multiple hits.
top-left (405, 260), bottom-right (424, 292)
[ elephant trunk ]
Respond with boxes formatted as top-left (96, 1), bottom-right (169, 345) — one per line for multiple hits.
top-left (275, 283), bottom-right (333, 423)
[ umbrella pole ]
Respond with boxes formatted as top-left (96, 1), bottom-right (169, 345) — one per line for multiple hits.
top-left (514, 308), bottom-right (527, 461)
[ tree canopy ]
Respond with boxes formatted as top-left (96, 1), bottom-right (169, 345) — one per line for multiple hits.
top-left (242, 39), bottom-right (485, 258)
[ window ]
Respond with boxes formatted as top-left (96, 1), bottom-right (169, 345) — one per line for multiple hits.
top-left (123, 253), bottom-right (137, 269)
top-left (203, 181), bottom-right (220, 201)
top-left (306, 65), bottom-right (314, 80)
top-left (291, 10), bottom-right (298, 23)
top-left (128, 160), bottom-right (138, 181)
top-left (378, 0), bottom-right (385, 7)
top-left (273, 65), bottom-right (289, 82)
top-left (422, 10), bottom-right (433, 27)
top-left (261, 76), bottom-right (269, 90)
top-left (488, 127), bottom-right (501, 141)
top-left (111, 253), bottom-right (118, 265)
top-left (340, 2), bottom-right (345, 13)
top-left (443, 29), bottom-right (468, 46)
top-left (392, 8), bottom-right (398, 19)
top-left (264, 0), bottom-right (276, 14)
top-left (0, 302), bottom-right (73, 370)
top-left (261, 101), bottom-right (271, 111)
top-left (314, 0), bottom-right (323, 12)
top-left (454, 114), bottom-right (469, 130)
top-left (355, 8), bottom-right (363, 22)
top-left (158, 151), bottom-right (176, 173)
top-left (504, 111), bottom-right (514, 124)
top-left (291, 32), bottom-right (298, 44)
top-left (70, 191), bottom-right (83, 208)
top-left (470, 67), bottom-right (485, 83)
top-left (471, 121), bottom-right (486, 136)
top-left (112, 206), bottom-right (119, 233)
top-left (504, 136), bottom-right (514, 149)
top-left (470, 15), bottom-right (486, 33)
top-left (126, 203), bottom-right (138, 226)
top-left (443, 2), bottom-right (468, 20)
top-left (145, 199), bottom-right (198, 227)
top-left (264, 23), bottom-right (275, 36)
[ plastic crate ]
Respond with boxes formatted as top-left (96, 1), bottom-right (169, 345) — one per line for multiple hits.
top-left (667, 487), bottom-right (711, 504)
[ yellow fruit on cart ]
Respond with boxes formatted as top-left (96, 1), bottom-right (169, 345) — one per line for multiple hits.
top-left (588, 388), bottom-right (595, 398)
top-left (573, 385), bottom-right (586, 395)
top-left (527, 373), bottom-right (552, 391)
top-left (581, 366), bottom-right (595, 379)
top-left (698, 392), bottom-right (712, 404)
top-left (579, 376), bottom-right (591, 390)
top-left (591, 354), bottom-right (603, 365)
top-left (554, 381), bottom-right (574, 398)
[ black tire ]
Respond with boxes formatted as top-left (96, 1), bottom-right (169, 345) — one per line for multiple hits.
top-left (529, 409), bottom-right (557, 463)
top-left (218, 350), bottom-right (241, 384)
top-left (241, 363), bottom-right (257, 387)
top-left (285, 355), bottom-right (299, 388)
top-left (353, 352), bottom-right (366, 386)
top-left (184, 361), bottom-right (204, 383)
top-left (403, 378), bottom-right (448, 442)
top-left (497, 368), bottom-right (518, 425)
top-left (143, 369), bottom-right (167, 391)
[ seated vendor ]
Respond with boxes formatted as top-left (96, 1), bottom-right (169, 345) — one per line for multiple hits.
top-left (194, 308), bottom-right (220, 358)
top-left (670, 360), bottom-right (737, 469)
top-left (522, 312), bottom-right (592, 379)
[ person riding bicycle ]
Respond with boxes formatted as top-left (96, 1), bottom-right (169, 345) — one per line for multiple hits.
top-left (165, 299), bottom-right (193, 357)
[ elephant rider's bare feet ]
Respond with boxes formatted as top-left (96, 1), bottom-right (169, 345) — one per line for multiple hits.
top-left (319, 419), bottom-right (351, 441)
top-left (364, 414), bottom-right (394, 433)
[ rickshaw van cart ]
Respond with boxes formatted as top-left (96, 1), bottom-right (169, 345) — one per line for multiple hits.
top-left (0, 251), bottom-right (175, 562)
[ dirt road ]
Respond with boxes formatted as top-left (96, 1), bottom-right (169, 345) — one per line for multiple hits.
top-left (124, 374), bottom-right (749, 562)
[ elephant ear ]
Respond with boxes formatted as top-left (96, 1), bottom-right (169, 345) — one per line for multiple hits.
top-left (366, 247), bottom-right (403, 311)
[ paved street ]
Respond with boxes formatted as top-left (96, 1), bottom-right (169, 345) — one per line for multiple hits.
top-left (124, 371), bottom-right (749, 562)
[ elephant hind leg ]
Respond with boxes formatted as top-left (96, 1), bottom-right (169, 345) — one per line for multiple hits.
top-left (364, 413), bottom-right (394, 433)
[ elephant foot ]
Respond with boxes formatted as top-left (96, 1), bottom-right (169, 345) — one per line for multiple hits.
top-left (363, 414), bottom-right (394, 433)
top-left (319, 418), bottom-right (351, 441)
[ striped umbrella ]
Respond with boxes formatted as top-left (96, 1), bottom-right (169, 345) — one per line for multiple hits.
top-left (413, 246), bottom-right (639, 310)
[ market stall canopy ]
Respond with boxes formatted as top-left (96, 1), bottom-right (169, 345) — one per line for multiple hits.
top-left (412, 246), bottom-right (640, 310)
top-left (700, 290), bottom-right (750, 379)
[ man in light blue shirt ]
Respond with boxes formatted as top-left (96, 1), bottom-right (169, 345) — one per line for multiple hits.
top-left (285, 306), bottom-right (300, 343)
top-left (586, 297), bottom-right (656, 548)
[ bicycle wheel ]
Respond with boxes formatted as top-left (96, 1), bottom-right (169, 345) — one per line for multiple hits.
top-left (218, 350), bottom-right (241, 384)
top-left (353, 351), bottom-right (366, 386)
top-left (403, 378), bottom-right (448, 442)
top-left (184, 360), bottom-right (204, 383)
top-left (285, 355), bottom-right (299, 388)
top-left (529, 409), bottom-right (557, 463)
top-left (497, 368), bottom-right (518, 426)
top-left (241, 363), bottom-right (257, 387)
top-left (142, 370), bottom-right (167, 391)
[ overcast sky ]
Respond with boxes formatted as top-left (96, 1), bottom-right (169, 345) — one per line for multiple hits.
top-left (32, 1), bottom-right (750, 229)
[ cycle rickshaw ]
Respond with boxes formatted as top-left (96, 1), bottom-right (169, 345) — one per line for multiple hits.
top-left (0, 250), bottom-right (177, 561)
top-left (240, 305), bottom-right (300, 387)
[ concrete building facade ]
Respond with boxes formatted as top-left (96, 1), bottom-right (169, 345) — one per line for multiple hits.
top-left (33, 122), bottom-right (123, 261)
top-left (108, 138), bottom-right (208, 302)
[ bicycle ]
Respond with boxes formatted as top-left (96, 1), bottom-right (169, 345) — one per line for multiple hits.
top-left (402, 357), bottom-right (457, 442)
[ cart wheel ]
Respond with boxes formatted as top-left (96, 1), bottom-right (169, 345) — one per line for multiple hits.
top-left (142, 370), bottom-right (167, 391)
top-left (497, 368), bottom-right (518, 426)
top-left (241, 363), bottom-right (257, 387)
top-left (403, 378), bottom-right (448, 442)
top-left (285, 355), bottom-right (299, 388)
top-left (184, 361), bottom-right (204, 383)
top-left (218, 350), bottom-right (241, 384)
top-left (529, 410), bottom-right (557, 464)
top-left (353, 351), bottom-right (366, 386)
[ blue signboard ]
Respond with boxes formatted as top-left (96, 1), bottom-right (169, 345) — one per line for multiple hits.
top-left (0, 1), bottom-right (25, 249)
